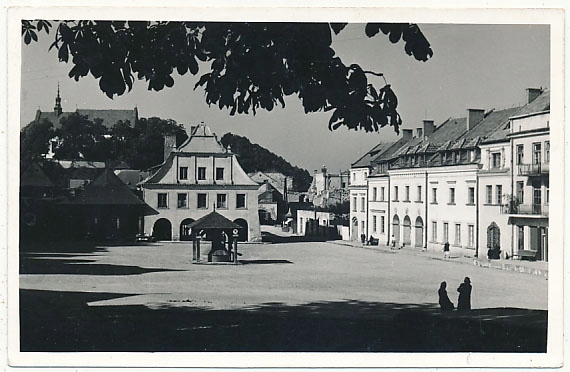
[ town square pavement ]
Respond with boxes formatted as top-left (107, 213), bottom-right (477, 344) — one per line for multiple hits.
top-left (18, 240), bottom-right (548, 352)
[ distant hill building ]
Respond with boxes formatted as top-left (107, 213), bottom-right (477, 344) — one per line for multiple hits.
top-left (139, 124), bottom-right (261, 242)
top-left (34, 86), bottom-right (139, 130)
top-left (308, 166), bottom-right (350, 208)
top-left (33, 86), bottom-right (139, 158)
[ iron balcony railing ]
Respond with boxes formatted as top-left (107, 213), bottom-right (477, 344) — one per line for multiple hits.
top-left (502, 203), bottom-right (549, 216)
top-left (518, 162), bottom-right (549, 176)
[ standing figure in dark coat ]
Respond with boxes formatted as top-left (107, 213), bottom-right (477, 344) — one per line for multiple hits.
top-left (457, 277), bottom-right (472, 311)
top-left (438, 281), bottom-right (454, 311)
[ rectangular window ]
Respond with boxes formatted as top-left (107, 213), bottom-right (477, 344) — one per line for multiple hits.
top-left (491, 152), bottom-right (501, 168)
top-left (468, 187), bottom-right (475, 205)
top-left (361, 221), bottom-right (365, 233)
top-left (417, 185), bottom-right (422, 202)
top-left (455, 224), bottom-right (461, 245)
top-left (486, 185), bottom-right (493, 204)
top-left (360, 197), bottom-right (365, 212)
top-left (432, 188), bottom-right (437, 203)
top-left (443, 223), bottom-right (449, 242)
top-left (217, 194), bottom-right (227, 209)
top-left (380, 216), bottom-right (385, 234)
top-left (449, 187), bottom-right (455, 204)
top-left (352, 173), bottom-right (355, 182)
top-left (179, 166), bottom-right (188, 180)
top-left (546, 187), bottom-right (549, 204)
top-left (198, 167), bottom-right (206, 180)
top-left (518, 226), bottom-right (524, 250)
top-left (215, 167), bottom-right (224, 180)
top-left (496, 185), bottom-right (503, 205)
top-left (157, 193), bottom-right (168, 209)
top-left (352, 197), bottom-right (357, 212)
top-left (393, 186), bottom-right (399, 201)
top-left (432, 221), bottom-right (437, 242)
top-left (468, 225), bottom-right (474, 248)
top-left (516, 144), bottom-right (524, 165)
top-left (545, 141), bottom-right (550, 163)
top-left (533, 187), bottom-right (542, 211)
top-left (177, 193), bottom-right (188, 208)
top-left (236, 194), bottom-right (247, 209)
top-left (197, 193), bottom-right (208, 209)
top-left (372, 187), bottom-right (377, 201)
top-left (405, 186), bottom-right (410, 201)
top-left (373, 216), bottom-right (377, 232)
top-left (380, 187), bottom-right (385, 201)
top-left (517, 181), bottom-right (524, 203)
top-left (533, 142), bottom-right (542, 164)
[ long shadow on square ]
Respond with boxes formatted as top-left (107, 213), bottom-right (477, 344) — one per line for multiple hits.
top-left (20, 289), bottom-right (547, 353)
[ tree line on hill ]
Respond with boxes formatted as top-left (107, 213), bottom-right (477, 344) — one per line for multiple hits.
top-left (220, 133), bottom-right (312, 191)
top-left (20, 113), bottom-right (312, 191)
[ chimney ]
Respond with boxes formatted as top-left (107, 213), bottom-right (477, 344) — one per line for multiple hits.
top-left (526, 88), bottom-right (542, 104)
top-left (163, 135), bottom-right (176, 161)
top-left (466, 109), bottom-right (485, 131)
top-left (422, 120), bottom-right (435, 139)
top-left (402, 129), bottom-right (413, 141)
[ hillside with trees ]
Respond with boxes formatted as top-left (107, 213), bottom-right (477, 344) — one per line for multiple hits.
top-left (220, 133), bottom-right (312, 191)
top-left (20, 116), bottom-right (312, 191)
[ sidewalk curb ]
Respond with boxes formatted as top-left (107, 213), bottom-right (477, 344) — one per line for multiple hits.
top-left (329, 240), bottom-right (548, 278)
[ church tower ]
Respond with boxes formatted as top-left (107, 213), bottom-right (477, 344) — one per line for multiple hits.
top-left (53, 83), bottom-right (62, 116)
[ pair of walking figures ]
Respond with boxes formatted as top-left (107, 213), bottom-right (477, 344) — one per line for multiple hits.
top-left (438, 277), bottom-right (472, 312)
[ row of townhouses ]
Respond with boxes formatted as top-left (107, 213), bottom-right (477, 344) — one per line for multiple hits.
top-left (349, 88), bottom-right (550, 261)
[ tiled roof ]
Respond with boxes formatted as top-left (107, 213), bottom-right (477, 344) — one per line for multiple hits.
top-left (351, 142), bottom-right (393, 168)
top-left (20, 162), bottom-right (54, 188)
top-left (510, 90), bottom-right (550, 118)
top-left (35, 108), bottom-right (138, 130)
top-left (427, 117), bottom-right (467, 144)
top-left (462, 107), bottom-right (521, 143)
top-left (66, 168), bottom-right (145, 205)
top-left (177, 123), bottom-right (227, 153)
top-left (373, 138), bottom-right (412, 162)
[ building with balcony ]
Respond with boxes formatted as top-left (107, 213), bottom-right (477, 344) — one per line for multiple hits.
top-left (139, 124), bottom-right (261, 242)
top-left (349, 88), bottom-right (550, 261)
top-left (506, 89), bottom-right (550, 261)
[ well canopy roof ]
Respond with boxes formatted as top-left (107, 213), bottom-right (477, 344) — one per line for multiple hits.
top-left (188, 211), bottom-right (243, 231)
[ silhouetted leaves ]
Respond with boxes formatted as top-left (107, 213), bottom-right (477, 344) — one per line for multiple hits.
top-left (23, 20), bottom-right (433, 134)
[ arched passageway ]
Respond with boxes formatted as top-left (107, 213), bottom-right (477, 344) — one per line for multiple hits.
top-left (233, 218), bottom-right (248, 242)
top-left (180, 218), bottom-right (195, 241)
top-left (153, 218), bottom-right (172, 241)
top-left (415, 216), bottom-right (424, 247)
top-left (402, 216), bottom-right (412, 246)
top-left (392, 215), bottom-right (400, 244)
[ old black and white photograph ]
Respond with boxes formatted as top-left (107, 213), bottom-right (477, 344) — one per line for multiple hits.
top-left (4, 3), bottom-right (565, 369)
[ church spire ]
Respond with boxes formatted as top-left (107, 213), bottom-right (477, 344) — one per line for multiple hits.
top-left (54, 83), bottom-right (62, 116)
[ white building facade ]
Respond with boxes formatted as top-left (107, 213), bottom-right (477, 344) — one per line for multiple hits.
top-left (349, 88), bottom-right (550, 261)
top-left (140, 124), bottom-right (261, 242)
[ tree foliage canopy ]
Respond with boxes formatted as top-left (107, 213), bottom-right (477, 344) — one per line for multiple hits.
top-left (20, 115), bottom-right (188, 170)
top-left (23, 20), bottom-right (432, 133)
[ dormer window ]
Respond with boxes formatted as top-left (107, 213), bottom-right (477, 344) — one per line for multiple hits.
top-left (491, 152), bottom-right (501, 169)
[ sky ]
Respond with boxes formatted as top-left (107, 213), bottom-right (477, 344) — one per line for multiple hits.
top-left (20, 23), bottom-right (550, 173)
